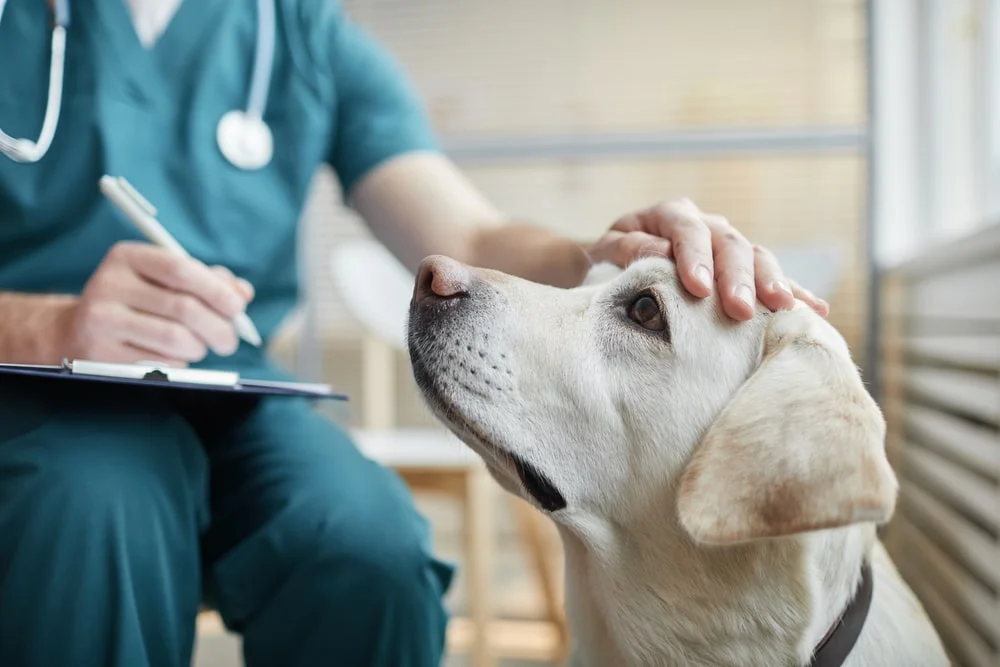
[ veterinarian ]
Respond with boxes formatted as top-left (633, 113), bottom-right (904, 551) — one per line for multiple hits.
top-left (0, 1), bottom-right (829, 666)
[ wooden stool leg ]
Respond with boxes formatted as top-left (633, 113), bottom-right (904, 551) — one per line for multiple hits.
top-left (464, 466), bottom-right (494, 667)
top-left (361, 336), bottom-right (396, 430)
top-left (511, 496), bottom-right (570, 659)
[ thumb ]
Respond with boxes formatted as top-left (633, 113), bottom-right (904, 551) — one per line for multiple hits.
top-left (587, 230), bottom-right (627, 265)
top-left (590, 230), bottom-right (672, 268)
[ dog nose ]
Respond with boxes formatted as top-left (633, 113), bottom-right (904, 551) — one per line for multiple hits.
top-left (414, 255), bottom-right (472, 304)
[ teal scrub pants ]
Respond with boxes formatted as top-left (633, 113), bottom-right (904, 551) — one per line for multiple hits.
top-left (0, 375), bottom-right (454, 667)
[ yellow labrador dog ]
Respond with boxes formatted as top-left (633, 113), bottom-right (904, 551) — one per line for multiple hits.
top-left (406, 254), bottom-right (948, 667)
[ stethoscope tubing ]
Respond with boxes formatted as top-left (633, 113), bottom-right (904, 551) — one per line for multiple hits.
top-left (248, 0), bottom-right (274, 121)
top-left (0, 0), bottom-right (71, 163)
top-left (0, 0), bottom-right (274, 165)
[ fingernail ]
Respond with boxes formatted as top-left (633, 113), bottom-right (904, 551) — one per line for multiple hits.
top-left (734, 284), bottom-right (754, 309)
top-left (772, 280), bottom-right (793, 296)
top-left (695, 265), bottom-right (712, 290)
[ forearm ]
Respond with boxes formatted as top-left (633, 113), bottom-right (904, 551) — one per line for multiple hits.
top-left (464, 223), bottom-right (593, 289)
top-left (350, 153), bottom-right (594, 287)
top-left (0, 292), bottom-right (75, 364)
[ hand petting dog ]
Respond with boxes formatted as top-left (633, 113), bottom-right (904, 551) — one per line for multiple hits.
top-left (587, 198), bottom-right (831, 321)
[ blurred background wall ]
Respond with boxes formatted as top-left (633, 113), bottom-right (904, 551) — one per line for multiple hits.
top-left (284, 0), bottom-right (873, 428)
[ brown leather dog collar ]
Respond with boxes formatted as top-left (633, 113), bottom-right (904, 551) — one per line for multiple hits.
top-left (807, 561), bottom-right (874, 667)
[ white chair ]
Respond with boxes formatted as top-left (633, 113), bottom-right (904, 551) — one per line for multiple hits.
top-left (329, 238), bottom-right (570, 667)
top-left (769, 243), bottom-right (844, 302)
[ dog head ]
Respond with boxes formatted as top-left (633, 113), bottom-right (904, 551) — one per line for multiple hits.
top-left (406, 254), bottom-right (897, 545)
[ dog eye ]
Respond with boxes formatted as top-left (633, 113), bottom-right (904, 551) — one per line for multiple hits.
top-left (627, 294), bottom-right (665, 331)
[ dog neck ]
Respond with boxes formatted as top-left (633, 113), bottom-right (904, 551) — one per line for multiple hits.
top-left (556, 512), bottom-right (876, 667)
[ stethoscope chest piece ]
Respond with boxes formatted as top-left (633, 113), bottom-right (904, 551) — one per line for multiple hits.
top-left (217, 110), bottom-right (273, 171)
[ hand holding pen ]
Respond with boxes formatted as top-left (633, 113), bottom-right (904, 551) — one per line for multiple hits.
top-left (46, 176), bottom-right (262, 366)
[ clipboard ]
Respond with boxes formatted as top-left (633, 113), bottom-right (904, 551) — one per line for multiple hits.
top-left (0, 359), bottom-right (348, 400)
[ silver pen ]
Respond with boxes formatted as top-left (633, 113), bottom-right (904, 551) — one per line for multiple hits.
top-left (98, 175), bottom-right (262, 348)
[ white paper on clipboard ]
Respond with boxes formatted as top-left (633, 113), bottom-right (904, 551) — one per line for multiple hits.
top-left (69, 359), bottom-right (240, 386)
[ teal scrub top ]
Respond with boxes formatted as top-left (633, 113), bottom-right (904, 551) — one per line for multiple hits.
top-left (0, 0), bottom-right (437, 373)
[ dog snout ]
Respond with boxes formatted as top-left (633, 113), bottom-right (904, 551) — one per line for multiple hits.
top-left (415, 255), bottom-right (473, 304)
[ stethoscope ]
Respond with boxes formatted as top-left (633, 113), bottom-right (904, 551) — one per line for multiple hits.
top-left (0, 0), bottom-right (276, 170)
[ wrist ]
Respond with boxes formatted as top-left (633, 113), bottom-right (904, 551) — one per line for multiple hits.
top-left (0, 293), bottom-right (78, 364)
top-left (27, 294), bottom-right (78, 364)
top-left (46, 295), bottom-right (78, 360)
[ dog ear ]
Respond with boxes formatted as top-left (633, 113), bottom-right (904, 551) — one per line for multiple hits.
top-left (676, 305), bottom-right (898, 545)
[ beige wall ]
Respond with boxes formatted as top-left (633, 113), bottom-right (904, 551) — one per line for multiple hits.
top-left (342, 0), bottom-right (864, 133)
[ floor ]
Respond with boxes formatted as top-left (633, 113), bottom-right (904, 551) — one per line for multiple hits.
top-left (191, 492), bottom-right (563, 667)
top-left (194, 632), bottom-right (545, 667)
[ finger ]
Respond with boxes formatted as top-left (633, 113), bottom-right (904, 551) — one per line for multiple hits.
top-left (588, 231), bottom-right (672, 268)
top-left (610, 231), bottom-right (672, 268)
top-left (585, 230), bottom-right (625, 266)
top-left (96, 268), bottom-right (238, 356)
top-left (117, 244), bottom-right (248, 318)
top-left (608, 211), bottom-right (644, 234)
top-left (116, 275), bottom-right (239, 356)
top-left (91, 342), bottom-right (190, 367)
top-left (710, 223), bottom-right (757, 320)
top-left (649, 201), bottom-right (713, 298)
top-left (788, 279), bottom-right (830, 317)
top-left (750, 244), bottom-right (796, 313)
top-left (105, 301), bottom-right (209, 362)
top-left (70, 336), bottom-right (188, 367)
top-left (119, 345), bottom-right (190, 368)
top-left (211, 266), bottom-right (255, 302)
